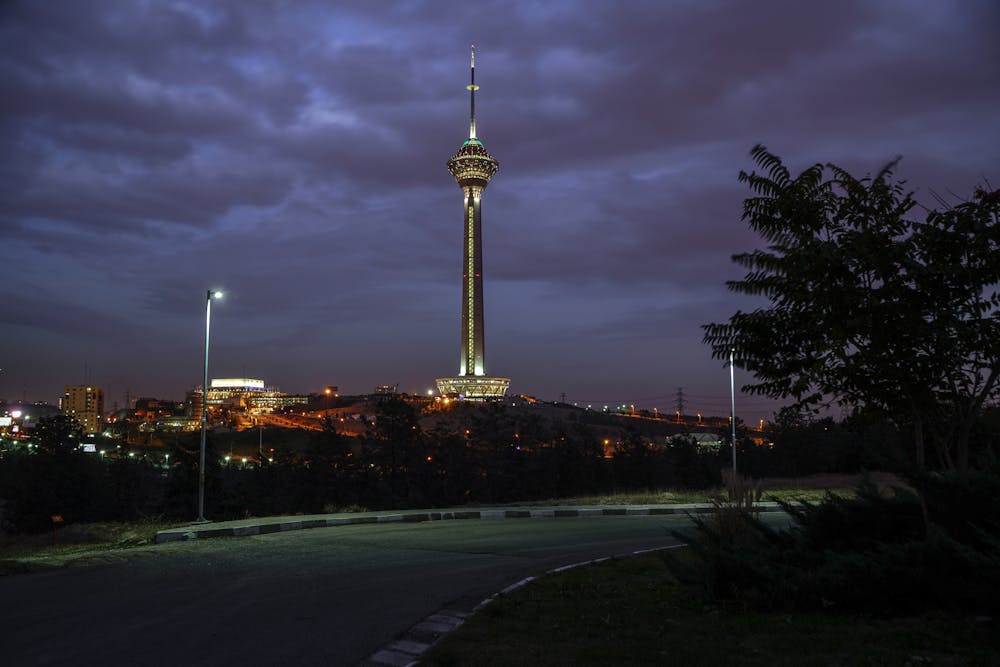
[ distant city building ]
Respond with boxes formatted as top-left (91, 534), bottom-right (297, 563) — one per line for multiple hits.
top-left (435, 47), bottom-right (510, 401)
top-left (204, 378), bottom-right (309, 412)
top-left (133, 397), bottom-right (182, 422)
top-left (0, 401), bottom-right (60, 437)
top-left (62, 385), bottom-right (104, 433)
top-left (666, 432), bottom-right (723, 450)
top-left (374, 384), bottom-right (399, 395)
top-left (146, 416), bottom-right (192, 432)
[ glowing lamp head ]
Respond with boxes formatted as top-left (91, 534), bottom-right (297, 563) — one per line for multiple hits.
top-left (212, 290), bottom-right (224, 299)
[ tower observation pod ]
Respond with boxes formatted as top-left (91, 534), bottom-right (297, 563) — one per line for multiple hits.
top-left (436, 46), bottom-right (510, 400)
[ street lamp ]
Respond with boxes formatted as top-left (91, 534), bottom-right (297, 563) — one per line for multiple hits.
top-left (729, 347), bottom-right (737, 472)
top-left (197, 289), bottom-right (223, 523)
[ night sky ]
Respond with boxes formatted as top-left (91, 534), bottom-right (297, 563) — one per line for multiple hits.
top-left (2, 1), bottom-right (998, 418)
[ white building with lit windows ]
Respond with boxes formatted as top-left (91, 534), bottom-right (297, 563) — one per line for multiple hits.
top-left (62, 385), bottom-right (104, 434)
top-left (204, 378), bottom-right (309, 412)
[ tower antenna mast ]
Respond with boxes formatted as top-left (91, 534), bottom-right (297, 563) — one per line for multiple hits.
top-left (467, 44), bottom-right (479, 139)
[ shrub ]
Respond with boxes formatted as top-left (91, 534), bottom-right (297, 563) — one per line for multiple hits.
top-left (663, 473), bottom-right (1000, 615)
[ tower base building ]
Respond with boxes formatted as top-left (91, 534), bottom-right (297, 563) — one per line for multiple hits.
top-left (435, 375), bottom-right (509, 400)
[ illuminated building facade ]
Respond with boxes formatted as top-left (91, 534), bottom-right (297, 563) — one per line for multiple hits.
top-left (436, 47), bottom-right (510, 401)
top-left (62, 385), bottom-right (104, 433)
top-left (205, 378), bottom-right (309, 412)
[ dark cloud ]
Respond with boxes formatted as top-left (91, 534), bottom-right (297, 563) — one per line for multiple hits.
top-left (1, 0), bottom-right (997, 412)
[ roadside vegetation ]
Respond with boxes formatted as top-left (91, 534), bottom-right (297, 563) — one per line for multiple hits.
top-left (1, 399), bottom-right (916, 538)
top-left (422, 550), bottom-right (999, 667)
top-left (666, 472), bottom-right (1000, 616)
top-left (0, 519), bottom-right (175, 558)
top-left (425, 472), bottom-right (1000, 666)
top-left (0, 519), bottom-right (179, 575)
top-left (506, 471), bottom-right (902, 506)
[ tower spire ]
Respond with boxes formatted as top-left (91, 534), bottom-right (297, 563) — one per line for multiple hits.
top-left (466, 44), bottom-right (479, 139)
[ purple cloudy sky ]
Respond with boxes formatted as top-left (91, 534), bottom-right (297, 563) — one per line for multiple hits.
top-left (2, 1), bottom-right (998, 417)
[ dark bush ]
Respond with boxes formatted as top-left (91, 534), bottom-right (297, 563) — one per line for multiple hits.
top-left (908, 468), bottom-right (1000, 550)
top-left (663, 473), bottom-right (1000, 615)
top-left (0, 449), bottom-right (164, 532)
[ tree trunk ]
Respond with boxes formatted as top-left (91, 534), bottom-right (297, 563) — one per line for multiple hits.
top-left (956, 409), bottom-right (975, 475)
top-left (913, 415), bottom-right (925, 470)
top-left (955, 367), bottom-right (999, 475)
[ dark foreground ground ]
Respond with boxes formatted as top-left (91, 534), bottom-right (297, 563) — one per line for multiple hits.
top-left (424, 552), bottom-right (1000, 666)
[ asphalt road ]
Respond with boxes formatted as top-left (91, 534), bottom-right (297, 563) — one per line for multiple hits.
top-left (2, 515), bottom-right (703, 666)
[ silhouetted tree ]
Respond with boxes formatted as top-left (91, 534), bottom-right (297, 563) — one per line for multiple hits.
top-left (704, 146), bottom-right (1000, 473)
top-left (423, 423), bottom-right (476, 506)
top-left (365, 397), bottom-right (423, 507)
top-left (614, 426), bottom-right (655, 489)
top-left (32, 415), bottom-right (84, 454)
top-left (299, 417), bottom-right (356, 511)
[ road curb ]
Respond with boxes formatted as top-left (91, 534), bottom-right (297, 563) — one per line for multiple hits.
top-left (154, 502), bottom-right (784, 543)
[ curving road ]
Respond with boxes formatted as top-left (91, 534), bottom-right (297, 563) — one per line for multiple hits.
top-left (2, 515), bottom-right (717, 666)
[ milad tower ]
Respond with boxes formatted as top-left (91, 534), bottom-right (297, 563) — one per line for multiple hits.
top-left (436, 46), bottom-right (510, 400)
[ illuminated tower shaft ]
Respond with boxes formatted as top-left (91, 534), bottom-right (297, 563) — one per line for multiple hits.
top-left (437, 47), bottom-right (509, 400)
top-left (448, 46), bottom-right (497, 377)
top-left (459, 187), bottom-right (486, 374)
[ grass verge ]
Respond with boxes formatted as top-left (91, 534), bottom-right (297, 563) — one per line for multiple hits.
top-left (0, 519), bottom-right (183, 574)
top-left (510, 473), bottom-right (906, 507)
top-left (422, 551), bottom-right (999, 666)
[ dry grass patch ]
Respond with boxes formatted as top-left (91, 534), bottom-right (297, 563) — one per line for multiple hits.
top-left (0, 519), bottom-right (182, 562)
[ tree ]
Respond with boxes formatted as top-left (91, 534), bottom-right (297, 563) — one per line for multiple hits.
top-left (909, 189), bottom-right (1000, 471)
top-left (368, 396), bottom-right (421, 444)
top-left (366, 397), bottom-right (422, 507)
top-left (31, 415), bottom-right (84, 454)
top-left (703, 145), bottom-right (1000, 473)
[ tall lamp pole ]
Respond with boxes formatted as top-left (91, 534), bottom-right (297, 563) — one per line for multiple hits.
top-left (197, 290), bottom-right (223, 523)
top-left (729, 347), bottom-right (737, 472)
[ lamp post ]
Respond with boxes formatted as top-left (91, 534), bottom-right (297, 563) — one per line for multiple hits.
top-left (197, 289), bottom-right (223, 523)
top-left (729, 347), bottom-right (737, 472)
